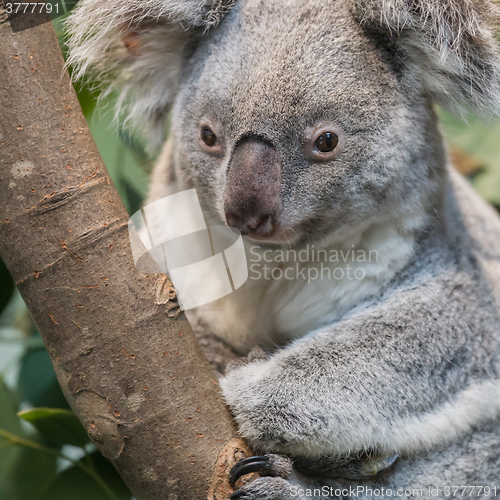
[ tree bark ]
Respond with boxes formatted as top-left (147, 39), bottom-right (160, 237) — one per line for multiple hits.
top-left (0, 10), bottom-right (249, 500)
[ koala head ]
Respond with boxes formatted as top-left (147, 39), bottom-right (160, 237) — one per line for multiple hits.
top-left (67, 0), bottom-right (500, 247)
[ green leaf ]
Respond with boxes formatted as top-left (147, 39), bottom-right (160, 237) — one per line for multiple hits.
top-left (18, 347), bottom-right (70, 409)
top-left (2, 447), bottom-right (57, 500)
top-left (38, 451), bottom-right (132, 500)
top-left (18, 408), bottom-right (89, 448)
top-left (62, 0), bottom-right (79, 15)
top-left (0, 379), bottom-right (22, 497)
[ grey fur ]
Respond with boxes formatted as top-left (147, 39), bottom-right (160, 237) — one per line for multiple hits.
top-left (67, 0), bottom-right (500, 497)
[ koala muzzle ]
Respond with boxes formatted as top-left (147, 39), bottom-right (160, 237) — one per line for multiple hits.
top-left (224, 137), bottom-right (282, 238)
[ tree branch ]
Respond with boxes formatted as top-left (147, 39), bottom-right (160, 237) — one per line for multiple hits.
top-left (0, 10), bottom-right (249, 500)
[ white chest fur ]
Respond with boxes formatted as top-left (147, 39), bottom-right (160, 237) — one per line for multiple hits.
top-left (187, 211), bottom-right (425, 354)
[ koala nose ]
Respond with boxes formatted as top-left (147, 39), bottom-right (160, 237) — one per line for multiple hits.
top-left (224, 136), bottom-right (282, 237)
top-left (225, 213), bottom-right (275, 237)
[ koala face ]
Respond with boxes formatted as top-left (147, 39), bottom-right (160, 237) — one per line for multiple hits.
top-left (67, 0), bottom-right (500, 247)
top-left (172, 0), bottom-right (444, 247)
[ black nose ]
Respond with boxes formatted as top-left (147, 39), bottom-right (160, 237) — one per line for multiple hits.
top-left (224, 136), bottom-right (282, 237)
top-left (225, 213), bottom-right (275, 237)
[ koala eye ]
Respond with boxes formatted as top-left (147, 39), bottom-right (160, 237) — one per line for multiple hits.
top-left (304, 124), bottom-right (344, 161)
top-left (201, 126), bottom-right (217, 147)
top-left (315, 132), bottom-right (339, 153)
top-left (198, 122), bottom-right (224, 155)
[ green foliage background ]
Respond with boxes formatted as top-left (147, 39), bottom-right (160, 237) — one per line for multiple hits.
top-left (1, 4), bottom-right (500, 499)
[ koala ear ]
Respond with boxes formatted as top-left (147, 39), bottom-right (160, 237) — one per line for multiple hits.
top-left (351, 0), bottom-right (500, 117)
top-left (65, 0), bottom-right (234, 149)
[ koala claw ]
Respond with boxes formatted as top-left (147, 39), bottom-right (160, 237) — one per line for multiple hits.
top-left (230, 492), bottom-right (250, 499)
top-left (230, 456), bottom-right (272, 487)
top-left (363, 453), bottom-right (399, 476)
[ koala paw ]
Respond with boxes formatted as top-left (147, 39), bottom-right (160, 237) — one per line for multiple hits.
top-left (230, 476), bottom-right (298, 500)
top-left (230, 454), bottom-right (293, 487)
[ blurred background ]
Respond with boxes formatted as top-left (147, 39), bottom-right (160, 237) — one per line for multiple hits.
top-left (1, 4), bottom-right (500, 500)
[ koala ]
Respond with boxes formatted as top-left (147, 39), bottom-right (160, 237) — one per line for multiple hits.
top-left (66, 0), bottom-right (500, 498)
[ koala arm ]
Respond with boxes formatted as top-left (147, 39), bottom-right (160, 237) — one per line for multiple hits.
top-left (220, 261), bottom-right (500, 463)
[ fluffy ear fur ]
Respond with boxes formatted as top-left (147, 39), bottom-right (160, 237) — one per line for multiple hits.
top-left (65, 0), bottom-right (234, 148)
top-left (351, 0), bottom-right (500, 116)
